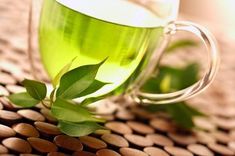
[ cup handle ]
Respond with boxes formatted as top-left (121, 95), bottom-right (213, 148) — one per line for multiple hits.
top-left (131, 21), bottom-right (220, 105)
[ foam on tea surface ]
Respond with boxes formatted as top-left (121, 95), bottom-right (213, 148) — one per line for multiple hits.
top-left (56, 0), bottom-right (172, 27)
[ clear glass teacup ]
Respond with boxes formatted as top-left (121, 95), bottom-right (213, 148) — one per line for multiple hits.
top-left (29, 0), bottom-right (220, 105)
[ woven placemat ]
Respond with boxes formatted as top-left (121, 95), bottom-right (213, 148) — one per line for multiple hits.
top-left (1, 65), bottom-right (235, 156)
top-left (1, 58), bottom-right (235, 156)
top-left (1, 0), bottom-right (235, 156)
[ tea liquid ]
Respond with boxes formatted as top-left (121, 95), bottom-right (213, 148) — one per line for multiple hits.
top-left (39, 0), bottom-right (168, 96)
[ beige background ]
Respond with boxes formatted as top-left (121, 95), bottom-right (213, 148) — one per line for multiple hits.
top-left (180, 0), bottom-right (235, 41)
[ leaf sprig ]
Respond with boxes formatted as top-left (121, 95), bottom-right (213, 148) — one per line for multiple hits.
top-left (8, 59), bottom-right (108, 136)
top-left (7, 39), bottom-right (204, 135)
top-left (142, 39), bottom-right (204, 129)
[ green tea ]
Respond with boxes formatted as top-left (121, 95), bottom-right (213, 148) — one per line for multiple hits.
top-left (39, 0), bottom-right (167, 96)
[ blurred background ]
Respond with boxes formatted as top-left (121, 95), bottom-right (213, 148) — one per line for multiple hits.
top-left (0, 0), bottom-right (234, 110)
top-left (180, 0), bottom-right (235, 110)
top-left (181, 0), bottom-right (235, 41)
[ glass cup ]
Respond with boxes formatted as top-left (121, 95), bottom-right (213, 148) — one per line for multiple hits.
top-left (29, 0), bottom-right (220, 105)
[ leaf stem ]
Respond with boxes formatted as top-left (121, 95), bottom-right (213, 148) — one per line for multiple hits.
top-left (50, 88), bottom-right (56, 103)
top-left (41, 100), bottom-right (51, 109)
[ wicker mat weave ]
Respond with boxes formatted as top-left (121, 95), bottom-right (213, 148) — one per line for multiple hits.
top-left (1, 0), bottom-right (235, 156)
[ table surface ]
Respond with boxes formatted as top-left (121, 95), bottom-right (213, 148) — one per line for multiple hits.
top-left (0, 0), bottom-right (235, 155)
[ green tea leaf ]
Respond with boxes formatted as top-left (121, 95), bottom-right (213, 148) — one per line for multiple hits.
top-left (144, 104), bottom-right (168, 113)
top-left (145, 102), bottom-right (204, 129)
top-left (51, 99), bottom-right (104, 123)
top-left (142, 62), bottom-right (202, 129)
top-left (56, 60), bottom-right (105, 99)
top-left (160, 74), bottom-right (171, 93)
top-left (183, 104), bottom-right (205, 116)
top-left (166, 103), bottom-right (195, 129)
top-left (76, 80), bottom-right (110, 98)
top-left (142, 63), bottom-right (199, 93)
top-left (181, 63), bottom-right (199, 89)
top-left (52, 57), bottom-right (77, 87)
top-left (166, 40), bottom-right (198, 52)
top-left (141, 66), bottom-right (182, 93)
top-left (58, 120), bottom-right (103, 137)
top-left (22, 79), bottom-right (47, 100)
top-left (80, 95), bottom-right (106, 107)
top-left (8, 92), bottom-right (39, 107)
